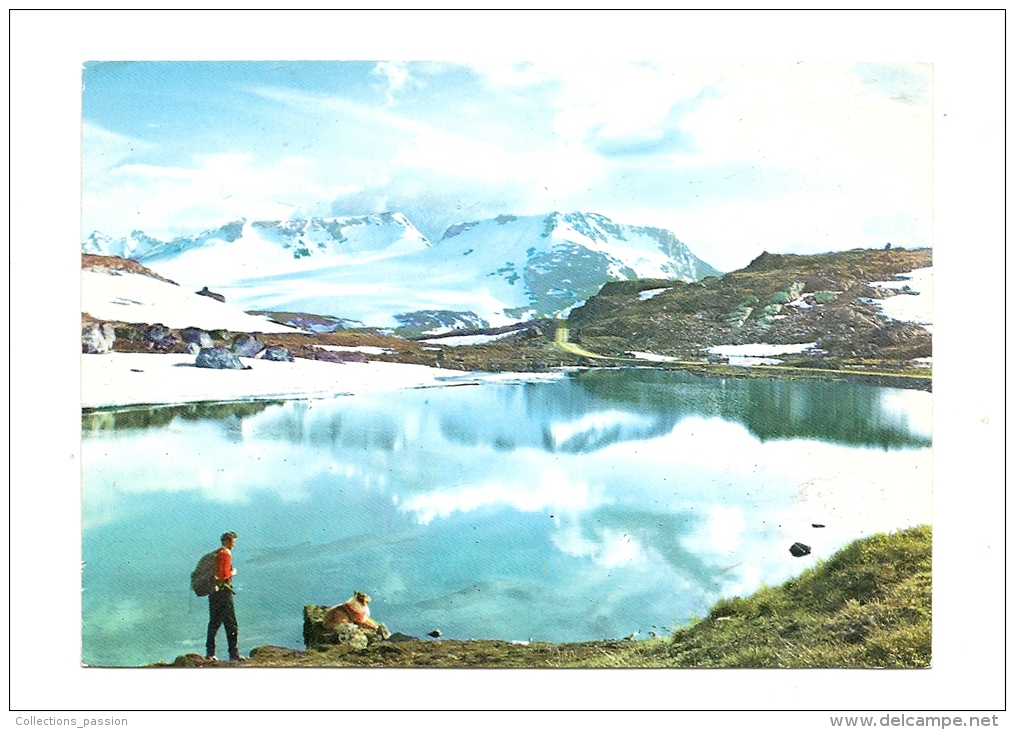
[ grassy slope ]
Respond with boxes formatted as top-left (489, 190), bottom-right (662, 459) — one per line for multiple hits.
top-left (665, 525), bottom-right (932, 668)
top-left (168, 527), bottom-right (930, 669)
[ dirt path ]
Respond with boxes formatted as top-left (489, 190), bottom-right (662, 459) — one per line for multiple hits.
top-left (553, 326), bottom-right (615, 360)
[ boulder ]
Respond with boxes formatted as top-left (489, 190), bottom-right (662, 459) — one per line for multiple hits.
top-left (231, 334), bottom-right (265, 358)
top-left (388, 632), bottom-right (418, 643)
top-left (195, 347), bottom-right (250, 370)
top-left (196, 286), bottom-right (226, 303)
top-left (789, 542), bottom-right (812, 558)
top-left (263, 345), bottom-right (294, 362)
top-left (303, 604), bottom-right (390, 649)
top-left (82, 322), bottom-right (115, 354)
top-left (145, 323), bottom-right (174, 348)
top-left (172, 653), bottom-right (217, 667)
top-left (181, 327), bottom-right (214, 349)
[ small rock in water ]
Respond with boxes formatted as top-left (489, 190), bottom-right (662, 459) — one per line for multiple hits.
top-left (388, 632), bottom-right (418, 643)
top-left (812, 523), bottom-right (825, 528)
top-left (789, 542), bottom-right (812, 558)
top-left (427, 629), bottom-right (442, 638)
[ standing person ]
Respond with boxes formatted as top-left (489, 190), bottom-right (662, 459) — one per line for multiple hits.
top-left (206, 531), bottom-right (242, 662)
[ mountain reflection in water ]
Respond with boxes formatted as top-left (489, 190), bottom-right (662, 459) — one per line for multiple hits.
top-left (81, 370), bottom-right (931, 666)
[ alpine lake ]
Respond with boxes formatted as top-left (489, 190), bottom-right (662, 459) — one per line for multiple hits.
top-left (81, 368), bottom-right (932, 667)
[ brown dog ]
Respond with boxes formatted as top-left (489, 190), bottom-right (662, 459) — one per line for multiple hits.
top-left (324, 591), bottom-right (379, 632)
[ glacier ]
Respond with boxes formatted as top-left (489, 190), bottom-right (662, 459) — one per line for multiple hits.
top-left (83, 211), bottom-right (720, 333)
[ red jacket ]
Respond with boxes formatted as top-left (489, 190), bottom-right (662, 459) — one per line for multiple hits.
top-left (215, 548), bottom-right (233, 585)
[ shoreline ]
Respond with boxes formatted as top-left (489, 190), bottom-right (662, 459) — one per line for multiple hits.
top-left (150, 526), bottom-right (933, 669)
top-left (80, 352), bottom-right (566, 410)
top-left (81, 351), bottom-right (930, 411)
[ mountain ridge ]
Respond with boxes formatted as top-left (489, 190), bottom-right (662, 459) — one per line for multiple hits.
top-left (82, 210), bottom-right (720, 333)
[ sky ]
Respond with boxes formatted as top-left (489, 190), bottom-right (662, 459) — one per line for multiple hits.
top-left (82, 60), bottom-right (932, 272)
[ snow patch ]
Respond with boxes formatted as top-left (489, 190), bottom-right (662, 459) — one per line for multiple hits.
top-left (81, 353), bottom-right (565, 409)
top-left (628, 351), bottom-right (679, 363)
top-left (869, 267), bottom-right (933, 331)
top-left (728, 356), bottom-right (784, 366)
top-left (421, 331), bottom-right (516, 347)
top-left (638, 288), bottom-right (670, 301)
top-left (314, 344), bottom-right (397, 356)
top-left (81, 270), bottom-right (298, 334)
top-left (707, 342), bottom-right (818, 357)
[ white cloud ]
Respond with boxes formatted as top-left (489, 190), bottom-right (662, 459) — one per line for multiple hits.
top-left (81, 62), bottom-right (932, 266)
top-left (82, 142), bottom-right (361, 238)
top-left (82, 122), bottom-right (154, 184)
top-left (373, 61), bottom-right (412, 105)
top-left (707, 505), bottom-right (745, 554)
top-left (679, 64), bottom-right (933, 210)
top-left (400, 467), bottom-right (593, 525)
top-left (620, 187), bottom-right (931, 272)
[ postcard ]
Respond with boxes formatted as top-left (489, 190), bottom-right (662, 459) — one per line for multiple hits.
top-left (9, 9), bottom-right (1006, 719)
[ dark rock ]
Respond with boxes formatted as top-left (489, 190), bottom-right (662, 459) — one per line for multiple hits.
top-left (387, 632), bottom-right (418, 643)
top-left (789, 542), bottom-right (812, 558)
top-left (262, 345), bottom-right (294, 362)
top-left (196, 286), bottom-right (226, 303)
top-left (181, 327), bottom-right (214, 349)
top-left (145, 323), bottom-right (174, 348)
top-left (195, 347), bottom-right (250, 370)
top-left (812, 523), bottom-right (825, 528)
top-left (427, 629), bottom-right (442, 638)
top-left (303, 604), bottom-right (389, 649)
top-left (82, 322), bottom-right (115, 354)
top-left (172, 653), bottom-right (211, 667)
top-left (249, 645), bottom-right (300, 660)
top-left (231, 334), bottom-right (265, 358)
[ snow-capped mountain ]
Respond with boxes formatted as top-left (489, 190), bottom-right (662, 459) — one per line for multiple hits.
top-left (84, 213), bottom-right (431, 275)
top-left (83, 211), bottom-right (719, 332)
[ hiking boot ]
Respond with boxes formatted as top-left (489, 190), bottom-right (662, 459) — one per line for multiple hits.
top-left (229, 655), bottom-right (247, 663)
top-left (204, 655), bottom-right (218, 662)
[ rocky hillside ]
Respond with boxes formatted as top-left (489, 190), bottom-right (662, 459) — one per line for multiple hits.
top-left (566, 247), bottom-right (932, 367)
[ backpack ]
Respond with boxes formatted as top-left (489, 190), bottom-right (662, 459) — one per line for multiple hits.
top-left (190, 549), bottom-right (220, 597)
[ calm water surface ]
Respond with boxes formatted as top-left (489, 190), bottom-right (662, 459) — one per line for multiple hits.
top-left (81, 370), bottom-right (931, 666)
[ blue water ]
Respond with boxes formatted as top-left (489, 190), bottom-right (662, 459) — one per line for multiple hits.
top-left (81, 370), bottom-right (932, 666)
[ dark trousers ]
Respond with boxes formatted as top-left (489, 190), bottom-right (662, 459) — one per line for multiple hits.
top-left (206, 588), bottom-right (238, 659)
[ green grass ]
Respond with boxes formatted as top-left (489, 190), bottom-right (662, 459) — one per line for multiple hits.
top-left (665, 525), bottom-right (932, 667)
top-left (164, 527), bottom-right (931, 668)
